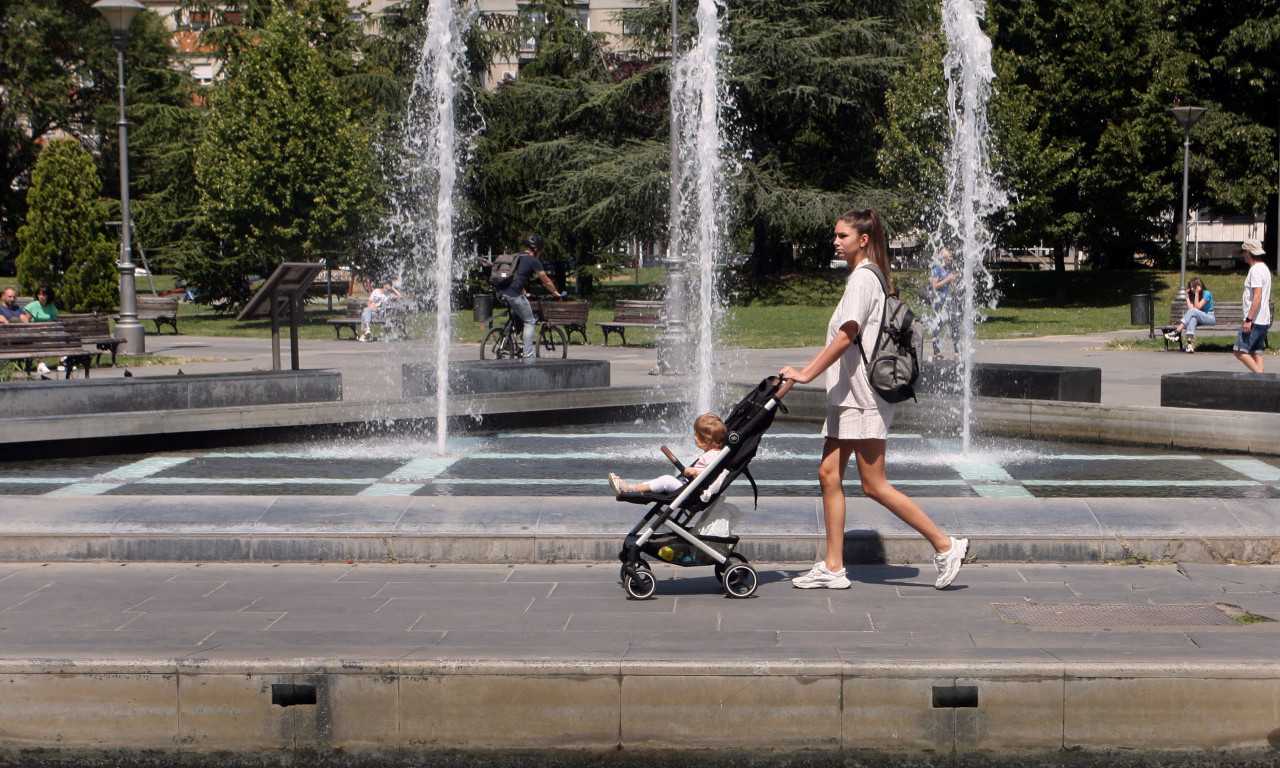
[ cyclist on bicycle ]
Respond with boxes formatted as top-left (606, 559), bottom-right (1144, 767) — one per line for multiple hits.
top-left (496, 235), bottom-right (562, 359)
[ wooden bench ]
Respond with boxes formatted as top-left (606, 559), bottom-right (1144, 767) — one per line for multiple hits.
top-left (0, 323), bottom-right (96, 378)
top-left (598, 299), bottom-right (663, 346)
top-left (134, 295), bottom-right (180, 335)
top-left (540, 300), bottom-right (590, 344)
top-left (327, 298), bottom-right (407, 340)
top-left (1160, 299), bottom-right (1274, 350)
top-left (58, 313), bottom-right (126, 367)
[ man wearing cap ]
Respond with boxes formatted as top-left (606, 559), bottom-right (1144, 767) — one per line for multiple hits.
top-left (1233, 238), bottom-right (1272, 373)
top-left (497, 235), bottom-right (561, 360)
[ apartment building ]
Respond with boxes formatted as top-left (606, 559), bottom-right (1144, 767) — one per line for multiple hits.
top-left (138, 0), bottom-right (646, 90)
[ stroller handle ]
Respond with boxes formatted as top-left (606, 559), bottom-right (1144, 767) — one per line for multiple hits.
top-left (775, 378), bottom-right (795, 399)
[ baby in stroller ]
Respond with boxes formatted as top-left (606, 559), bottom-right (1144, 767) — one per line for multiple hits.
top-left (615, 377), bottom-right (792, 599)
top-left (608, 414), bottom-right (726, 495)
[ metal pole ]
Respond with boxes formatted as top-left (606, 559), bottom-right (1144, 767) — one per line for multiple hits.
top-left (114, 44), bottom-right (145, 353)
top-left (1178, 124), bottom-right (1191, 300)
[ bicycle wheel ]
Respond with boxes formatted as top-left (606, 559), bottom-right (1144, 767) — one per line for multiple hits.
top-left (536, 324), bottom-right (568, 359)
top-left (481, 327), bottom-right (515, 360)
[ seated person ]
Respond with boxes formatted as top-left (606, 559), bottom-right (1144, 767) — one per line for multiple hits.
top-left (359, 281), bottom-right (403, 341)
top-left (609, 413), bottom-right (727, 494)
top-left (1164, 278), bottom-right (1214, 353)
top-left (0, 287), bottom-right (29, 323)
top-left (23, 285), bottom-right (58, 322)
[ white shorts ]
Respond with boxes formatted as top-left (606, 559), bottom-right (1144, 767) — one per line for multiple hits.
top-left (823, 405), bottom-right (889, 441)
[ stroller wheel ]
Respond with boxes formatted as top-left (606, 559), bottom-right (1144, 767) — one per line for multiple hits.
top-left (714, 552), bottom-right (746, 582)
top-left (623, 563), bottom-right (656, 600)
top-left (722, 562), bottom-right (758, 598)
top-left (620, 559), bottom-right (650, 583)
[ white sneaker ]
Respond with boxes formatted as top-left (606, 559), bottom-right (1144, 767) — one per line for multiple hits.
top-left (36, 362), bottom-right (51, 375)
top-left (933, 537), bottom-right (969, 589)
top-left (792, 561), bottom-right (851, 589)
top-left (1184, 341), bottom-right (1194, 354)
top-left (1164, 330), bottom-right (1180, 342)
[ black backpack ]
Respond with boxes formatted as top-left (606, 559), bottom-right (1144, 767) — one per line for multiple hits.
top-left (858, 264), bottom-right (924, 404)
top-left (488, 252), bottom-right (522, 288)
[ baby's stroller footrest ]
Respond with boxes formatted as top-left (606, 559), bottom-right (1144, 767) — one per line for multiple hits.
top-left (641, 533), bottom-right (739, 567)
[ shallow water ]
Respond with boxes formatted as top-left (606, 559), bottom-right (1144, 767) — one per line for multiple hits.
top-left (0, 423), bottom-right (1275, 499)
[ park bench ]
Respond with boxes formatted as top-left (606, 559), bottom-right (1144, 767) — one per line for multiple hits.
top-left (0, 322), bottom-right (96, 379)
top-left (134, 295), bottom-right (181, 335)
top-left (598, 299), bottom-right (663, 346)
top-left (58, 313), bottom-right (126, 367)
top-left (540, 300), bottom-right (590, 344)
top-left (328, 298), bottom-right (407, 340)
top-left (1159, 298), bottom-right (1275, 350)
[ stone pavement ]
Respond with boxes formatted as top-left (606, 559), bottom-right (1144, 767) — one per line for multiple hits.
top-left (1, 560), bottom-right (1279, 764)
top-left (2, 330), bottom-right (1280, 764)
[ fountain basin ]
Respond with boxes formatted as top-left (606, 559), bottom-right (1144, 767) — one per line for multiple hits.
top-left (921, 362), bottom-right (1101, 403)
top-left (0, 370), bottom-right (341, 417)
top-left (403, 359), bottom-right (610, 397)
top-left (1161, 371), bottom-right (1280, 413)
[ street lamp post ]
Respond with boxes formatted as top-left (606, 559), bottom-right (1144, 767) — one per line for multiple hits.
top-left (94, 0), bottom-right (147, 355)
top-left (1167, 106), bottom-right (1206, 300)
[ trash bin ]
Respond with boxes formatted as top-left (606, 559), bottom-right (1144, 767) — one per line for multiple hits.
top-left (473, 293), bottom-right (492, 323)
top-left (1130, 293), bottom-right (1152, 325)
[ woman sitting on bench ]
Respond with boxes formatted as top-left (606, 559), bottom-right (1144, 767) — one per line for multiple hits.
top-left (360, 281), bottom-right (402, 342)
top-left (1164, 278), bottom-right (1213, 353)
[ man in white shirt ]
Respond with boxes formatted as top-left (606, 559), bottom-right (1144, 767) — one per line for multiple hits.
top-left (1233, 238), bottom-right (1272, 373)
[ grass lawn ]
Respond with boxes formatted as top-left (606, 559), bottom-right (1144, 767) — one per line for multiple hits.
top-left (127, 266), bottom-right (1274, 355)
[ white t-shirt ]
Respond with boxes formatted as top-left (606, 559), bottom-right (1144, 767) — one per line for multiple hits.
top-left (825, 263), bottom-right (894, 417)
top-left (369, 287), bottom-right (390, 310)
top-left (1242, 261), bottom-right (1273, 326)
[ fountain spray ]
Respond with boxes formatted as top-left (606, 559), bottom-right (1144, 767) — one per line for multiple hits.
top-left (380, 0), bottom-right (476, 453)
top-left (938, 0), bottom-right (1004, 451)
top-left (671, 0), bottom-right (731, 416)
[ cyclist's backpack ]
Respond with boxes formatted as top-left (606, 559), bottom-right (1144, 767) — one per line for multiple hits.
top-left (858, 264), bottom-right (924, 404)
top-left (488, 252), bottom-right (522, 288)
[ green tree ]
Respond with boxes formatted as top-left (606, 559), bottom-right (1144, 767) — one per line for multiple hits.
top-left (15, 139), bottom-right (118, 311)
top-left (192, 6), bottom-right (379, 305)
top-left (470, 0), bottom-right (669, 279)
top-left (724, 0), bottom-right (916, 273)
top-left (473, 0), bottom-right (917, 279)
top-left (90, 11), bottom-right (207, 275)
top-left (0, 0), bottom-right (111, 263)
top-left (899, 0), bottom-right (1280, 273)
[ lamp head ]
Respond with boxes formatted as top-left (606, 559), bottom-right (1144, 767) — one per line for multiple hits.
top-left (1166, 106), bottom-right (1207, 132)
top-left (93, 0), bottom-right (145, 47)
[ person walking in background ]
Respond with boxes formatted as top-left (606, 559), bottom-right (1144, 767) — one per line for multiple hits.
top-left (23, 285), bottom-right (58, 323)
top-left (929, 247), bottom-right (961, 361)
top-left (1164, 277), bottom-right (1214, 353)
top-left (779, 208), bottom-right (968, 591)
top-left (1234, 238), bottom-right (1272, 373)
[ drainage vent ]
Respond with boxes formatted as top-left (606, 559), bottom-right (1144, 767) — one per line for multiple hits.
top-left (932, 685), bottom-right (979, 708)
top-left (271, 683), bottom-right (317, 707)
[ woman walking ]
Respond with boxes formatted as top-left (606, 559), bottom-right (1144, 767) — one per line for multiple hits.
top-left (779, 209), bottom-right (968, 590)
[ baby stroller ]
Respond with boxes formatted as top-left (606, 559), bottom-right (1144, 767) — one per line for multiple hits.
top-left (616, 376), bottom-right (792, 599)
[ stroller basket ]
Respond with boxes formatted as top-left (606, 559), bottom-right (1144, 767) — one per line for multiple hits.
top-left (616, 376), bottom-right (792, 600)
top-left (641, 533), bottom-right (739, 567)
